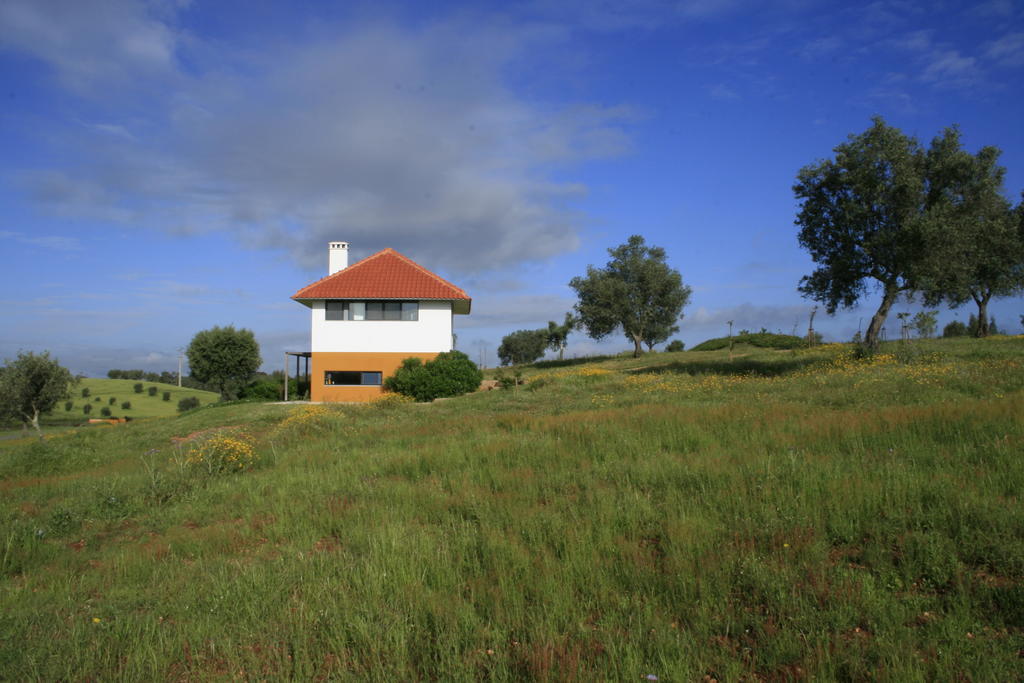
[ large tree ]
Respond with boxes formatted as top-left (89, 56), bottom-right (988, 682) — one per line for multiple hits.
top-left (186, 326), bottom-right (262, 399)
top-left (569, 235), bottom-right (691, 358)
top-left (794, 117), bottom-right (933, 347)
top-left (917, 131), bottom-right (1023, 337)
top-left (0, 351), bottom-right (76, 438)
top-left (497, 329), bottom-right (548, 366)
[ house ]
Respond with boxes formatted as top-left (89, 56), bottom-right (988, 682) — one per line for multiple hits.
top-left (291, 241), bottom-right (472, 402)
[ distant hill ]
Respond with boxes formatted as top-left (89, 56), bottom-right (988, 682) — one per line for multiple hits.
top-left (690, 331), bottom-right (812, 351)
top-left (55, 378), bottom-right (219, 422)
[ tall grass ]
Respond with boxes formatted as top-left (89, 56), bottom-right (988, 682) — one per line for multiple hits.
top-left (1, 337), bottom-right (1022, 679)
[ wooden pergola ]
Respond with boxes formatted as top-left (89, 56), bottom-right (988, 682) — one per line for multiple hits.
top-left (283, 351), bottom-right (311, 401)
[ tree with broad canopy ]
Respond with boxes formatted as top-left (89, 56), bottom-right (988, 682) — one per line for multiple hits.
top-left (186, 326), bottom-right (262, 400)
top-left (569, 235), bottom-right (691, 358)
top-left (0, 351), bottom-right (76, 439)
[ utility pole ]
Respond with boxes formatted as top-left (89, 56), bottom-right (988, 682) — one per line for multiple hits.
top-left (177, 349), bottom-right (184, 387)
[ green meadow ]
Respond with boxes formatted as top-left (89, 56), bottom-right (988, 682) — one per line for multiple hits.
top-left (2, 337), bottom-right (1023, 679)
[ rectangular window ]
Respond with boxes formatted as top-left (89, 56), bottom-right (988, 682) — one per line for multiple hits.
top-left (323, 301), bottom-right (418, 321)
top-left (325, 301), bottom-right (345, 321)
top-left (324, 371), bottom-right (382, 386)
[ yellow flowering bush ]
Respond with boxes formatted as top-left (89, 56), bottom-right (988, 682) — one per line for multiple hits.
top-left (623, 373), bottom-right (690, 394)
top-left (185, 432), bottom-right (258, 474)
top-left (374, 392), bottom-right (415, 409)
top-left (274, 405), bottom-right (333, 434)
top-left (548, 366), bottom-right (614, 380)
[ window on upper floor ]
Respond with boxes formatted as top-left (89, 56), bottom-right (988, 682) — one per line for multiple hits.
top-left (325, 301), bottom-right (419, 321)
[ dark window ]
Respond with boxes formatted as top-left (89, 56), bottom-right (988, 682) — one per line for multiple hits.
top-left (324, 371), bottom-right (382, 386)
top-left (325, 301), bottom-right (345, 321)
top-left (324, 301), bottom-right (418, 321)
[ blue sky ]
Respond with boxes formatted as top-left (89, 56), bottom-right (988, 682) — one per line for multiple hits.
top-left (1, 0), bottom-right (1023, 375)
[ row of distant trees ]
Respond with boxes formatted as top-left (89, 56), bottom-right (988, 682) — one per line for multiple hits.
top-left (498, 315), bottom-right (576, 366)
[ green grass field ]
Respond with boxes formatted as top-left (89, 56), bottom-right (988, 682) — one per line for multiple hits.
top-left (1, 338), bottom-right (1023, 679)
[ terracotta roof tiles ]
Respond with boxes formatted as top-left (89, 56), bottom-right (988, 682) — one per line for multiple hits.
top-left (292, 248), bottom-right (471, 306)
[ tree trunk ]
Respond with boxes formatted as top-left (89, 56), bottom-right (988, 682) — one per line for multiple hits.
top-left (558, 345), bottom-right (564, 362)
top-left (973, 291), bottom-right (991, 337)
top-left (29, 408), bottom-right (42, 440)
top-left (864, 285), bottom-right (899, 348)
top-left (632, 334), bottom-right (643, 358)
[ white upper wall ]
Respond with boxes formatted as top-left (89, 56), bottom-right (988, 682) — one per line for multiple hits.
top-left (311, 300), bottom-right (454, 353)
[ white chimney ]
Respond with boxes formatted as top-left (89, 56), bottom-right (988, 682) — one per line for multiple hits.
top-left (328, 241), bottom-right (349, 275)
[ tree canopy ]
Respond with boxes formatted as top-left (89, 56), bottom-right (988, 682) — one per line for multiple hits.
top-left (0, 351), bottom-right (76, 438)
top-left (186, 326), bottom-right (262, 400)
top-left (497, 329), bottom-right (548, 366)
top-left (795, 117), bottom-right (1022, 346)
top-left (916, 130), bottom-right (1024, 336)
top-left (794, 117), bottom-right (930, 347)
top-left (545, 314), bottom-right (576, 361)
top-left (569, 235), bottom-right (691, 358)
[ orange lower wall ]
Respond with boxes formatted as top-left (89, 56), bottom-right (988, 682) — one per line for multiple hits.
top-left (310, 351), bottom-right (440, 403)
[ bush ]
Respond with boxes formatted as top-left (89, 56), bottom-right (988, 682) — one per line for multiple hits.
top-left (108, 397), bottom-right (117, 405)
top-left (184, 432), bottom-right (258, 474)
top-left (239, 378), bottom-right (286, 401)
top-left (64, 401), bottom-right (73, 412)
top-left (178, 396), bottom-right (200, 413)
top-left (100, 407), bottom-right (111, 417)
top-left (943, 320), bottom-right (968, 338)
top-left (82, 404), bottom-right (92, 415)
top-left (384, 351), bottom-right (483, 402)
top-left (133, 383), bottom-right (143, 394)
top-left (493, 368), bottom-right (522, 389)
top-left (373, 393), bottom-right (415, 409)
top-left (147, 386), bottom-right (157, 396)
top-left (81, 388), bottom-right (90, 398)
top-left (94, 397), bottom-right (101, 402)
top-left (121, 401), bottom-right (132, 410)
top-left (163, 391), bottom-right (171, 401)
top-left (666, 340), bottom-right (685, 352)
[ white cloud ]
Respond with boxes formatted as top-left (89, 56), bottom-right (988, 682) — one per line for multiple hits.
top-left (709, 83), bottom-right (740, 101)
top-left (6, 8), bottom-right (635, 275)
top-left (985, 32), bottom-right (1024, 67)
top-left (0, 230), bottom-right (82, 251)
top-left (0, 0), bottom-right (180, 92)
top-left (921, 49), bottom-right (983, 87)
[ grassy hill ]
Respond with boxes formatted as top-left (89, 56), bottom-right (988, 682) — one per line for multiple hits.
top-left (51, 378), bottom-right (219, 422)
top-left (690, 330), bottom-right (810, 351)
top-left (1, 337), bottom-right (1023, 679)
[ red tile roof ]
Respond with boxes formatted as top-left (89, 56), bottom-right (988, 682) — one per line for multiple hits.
top-left (292, 248), bottom-right (471, 311)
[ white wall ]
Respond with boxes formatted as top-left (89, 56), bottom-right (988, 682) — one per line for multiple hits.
top-left (311, 300), bottom-right (453, 353)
